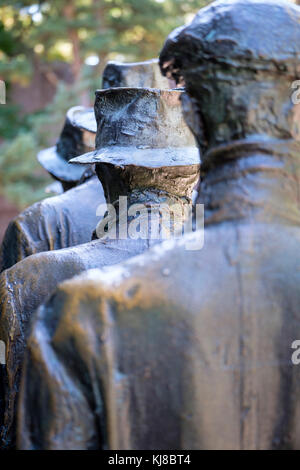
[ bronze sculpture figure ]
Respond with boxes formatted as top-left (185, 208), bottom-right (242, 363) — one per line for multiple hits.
top-left (0, 87), bottom-right (198, 449)
top-left (0, 107), bottom-right (100, 272)
top-left (0, 59), bottom-right (169, 273)
top-left (17, 0), bottom-right (300, 450)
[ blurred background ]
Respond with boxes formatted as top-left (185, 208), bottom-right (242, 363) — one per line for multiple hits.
top-left (0, 0), bottom-right (211, 240)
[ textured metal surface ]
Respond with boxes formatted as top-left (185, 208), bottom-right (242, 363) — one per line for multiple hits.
top-left (16, 0), bottom-right (300, 450)
top-left (1, 61), bottom-right (176, 274)
top-left (71, 88), bottom-right (197, 166)
top-left (0, 83), bottom-right (198, 448)
top-left (0, 177), bottom-right (103, 272)
top-left (102, 58), bottom-right (170, 89)
top-left (0, 58), bottom-right (193, 450)
top-left (38, 57), bottom-right (172, 183)
top-left (37, 106), bottom-right (96, 183)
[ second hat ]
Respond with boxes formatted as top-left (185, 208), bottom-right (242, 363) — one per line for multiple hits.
top-left (70, 87), bottom-right (199, 168)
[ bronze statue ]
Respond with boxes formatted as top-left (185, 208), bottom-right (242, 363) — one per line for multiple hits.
top-left (0, 107), bottom-right (100, 273)
top-left (0, 59), bottom-right (169, 273)
top-left (0, 87), bottom-right (198, 449)
top-left (17, 0), bottom-right (300, 450)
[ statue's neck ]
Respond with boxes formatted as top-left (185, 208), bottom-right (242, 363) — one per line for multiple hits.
top-left (125, 187), bottom-right (191, 208)
top-left (116, 187), bottom-right (192, 233)
top-left (97, 187), bottom-right (192, 241)
top-left (197, 138), bottom-right (300, 226)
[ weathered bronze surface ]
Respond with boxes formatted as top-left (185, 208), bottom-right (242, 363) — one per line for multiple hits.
top-left (37, 105), bottom-right (96, 188)
top-left (0, 87), bottom-right (198, 449)
top-left (17, 0), bottom-right (300, 450)
top-left (0, 60), bottom-right (173, 273)
top-left (102, 58), bottom-right (170, 89)
top-left (71, 88), bottom-right (199, 203)
top-left (0, 106), bottom-right (99, 273)
top-left (0, 177), bottom-right (102, 272)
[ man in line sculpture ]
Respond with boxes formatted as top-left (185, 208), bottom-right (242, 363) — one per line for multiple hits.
top-left (0, 59), bottom-right (169, 273)
top-left (0, 106), bottom-right (100, 272)
top-left (17, 0), bottom-right (300, 450)
top-left (0, 87), bottom-right (198, 449)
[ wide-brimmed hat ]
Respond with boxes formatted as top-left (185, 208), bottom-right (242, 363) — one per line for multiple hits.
top-left (70, 88), bottom-right (199, 170)
top-left (102, 58), bottom-right (171, 89)
top-left (37, 106), bottom-right (96, 184)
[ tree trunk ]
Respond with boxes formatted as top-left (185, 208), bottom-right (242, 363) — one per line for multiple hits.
top-left (63, 1), bottom-right (82, 83)
top-left (92, 0), bottom-right (110, 85)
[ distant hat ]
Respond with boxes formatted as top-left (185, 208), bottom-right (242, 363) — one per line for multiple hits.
top-left (102, 58), bottom-right (171, 89)
top-left (70, 88), bottom-right (198, 168)
top-left (67, 105), bottom-right (97, 134)
top-left (37, 106), bottom-right (96, 184)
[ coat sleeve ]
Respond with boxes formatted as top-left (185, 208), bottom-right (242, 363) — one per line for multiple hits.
top-left (0, 177), bottom-right (104, 273)
top-left (17, 277), bottom-right (119, 450)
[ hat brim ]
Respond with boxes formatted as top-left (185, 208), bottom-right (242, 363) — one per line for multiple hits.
top-left (38, 146), bottom-right (90, 183)
top-left (69, 146), bottom-right (200, 169)
top-left (67, 106), bottom-right (97, 134)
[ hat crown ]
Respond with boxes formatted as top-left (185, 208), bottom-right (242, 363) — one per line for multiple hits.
top-left (37, 105), bottom-right (96, 184)
top-left (102, 59), bottom-right (169, 89)
top-left (94, 87), bottom-right (194, 150)
top-left (57, 106), bottom-right (95, 162)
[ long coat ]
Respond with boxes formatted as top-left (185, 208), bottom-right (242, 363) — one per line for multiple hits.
top-left (0, 229), bottom-right (153, 448)
top-left (16, 212), bottom-right (300, 449)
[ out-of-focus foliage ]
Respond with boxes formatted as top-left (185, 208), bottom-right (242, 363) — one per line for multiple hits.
top-left (30, 65), bottom-right (100, 149)
top-left (0, 1), bottom-right (206, 68)
top-left (0, 133), bottom-right (50, 207)
top-left (0, 0), bottom-right (209, 208)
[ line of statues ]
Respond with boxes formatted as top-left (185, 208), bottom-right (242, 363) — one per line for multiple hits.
top-left (1, 0), bottom-right (300, 450)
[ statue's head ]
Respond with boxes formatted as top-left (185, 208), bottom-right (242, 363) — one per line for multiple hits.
top-left (160, 0), bottom-right (300, 158)
top-left (70, 87), bottom-right (199, 203)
